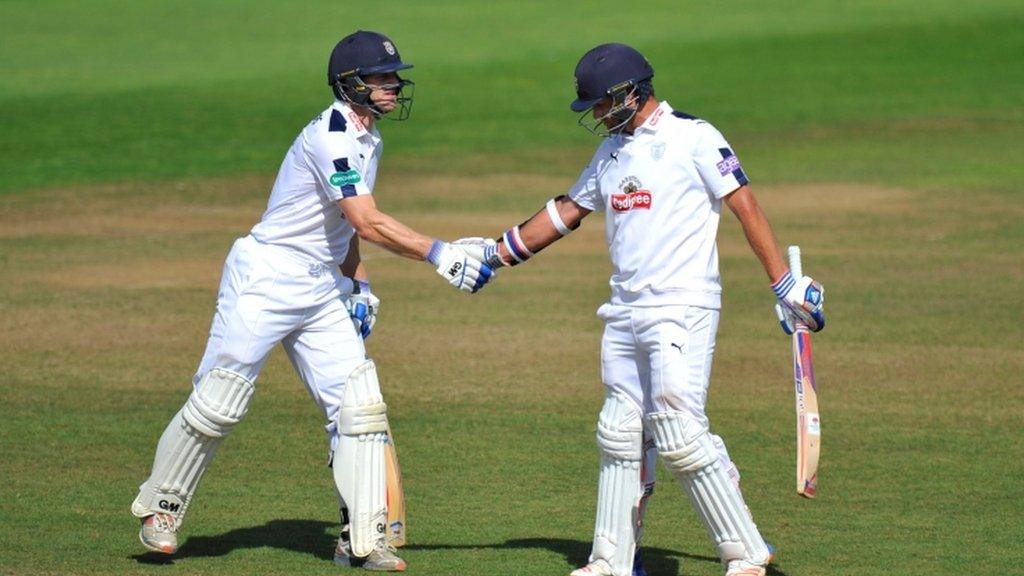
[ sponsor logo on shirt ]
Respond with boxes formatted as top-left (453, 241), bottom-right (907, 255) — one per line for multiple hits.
top-left (611, 176), bottom-right (652, 212)
top-left (716, 154), bottom-right (742, 176)
top-left (330, 169), bottom-right (361, 187)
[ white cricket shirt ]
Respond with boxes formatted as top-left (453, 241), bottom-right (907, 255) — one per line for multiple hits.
top-left (250, 101), bottom-right (381, 265)
top-left (568, 101), bottom-right (749, 309)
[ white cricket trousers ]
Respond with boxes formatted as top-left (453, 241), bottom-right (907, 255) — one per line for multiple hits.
top-left (598, 303), bottom-right (739, 480)
top-left (194, 234), bottom-right (365, 451)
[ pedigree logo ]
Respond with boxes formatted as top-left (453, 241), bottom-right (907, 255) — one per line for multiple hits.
top-left (612, 176), bottom-right (652, 212)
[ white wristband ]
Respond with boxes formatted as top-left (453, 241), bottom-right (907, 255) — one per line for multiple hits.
top-left (545, 198), bottom-right (573, 236)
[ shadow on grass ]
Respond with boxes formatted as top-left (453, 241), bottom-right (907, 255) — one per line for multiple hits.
top-left (131, 520), bottom-right (788, 575)
top-left (409, 538), bottom-right (789, 576)
top-left (130, 519), bottom-right (336, 565)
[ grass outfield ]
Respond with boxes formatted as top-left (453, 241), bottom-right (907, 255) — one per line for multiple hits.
top-left (2, 2), bottom-right (1023, 575)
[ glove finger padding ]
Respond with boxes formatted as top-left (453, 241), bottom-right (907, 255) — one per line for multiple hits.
top-left (429, 241), bottom-right (496, 293)
top-left (347, 292), bottom-right (380, 339)
top-left (789, 278), bottom-right (825, 331)
top-left (453, 237), bottom-right (505, 270)
top-left (774, 303), bottom-right (795, 335)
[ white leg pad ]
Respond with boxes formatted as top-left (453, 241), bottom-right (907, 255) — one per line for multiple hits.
top-left (131, 369), bottom-right (254, 525)
top-left (333, 360), bottom-right (389, 558)
top-left (590, 392), bottom-right (645, 576)
top-left (645, 411), bottom-right (770, 566)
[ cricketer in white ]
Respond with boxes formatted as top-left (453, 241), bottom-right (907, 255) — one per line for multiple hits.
top-left (129, 31), bottom-right (494, 572)
top-left (457, 44), bottom-right (825, 576)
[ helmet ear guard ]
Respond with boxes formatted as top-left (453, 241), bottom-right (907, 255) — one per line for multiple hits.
top-left (332, 70), bottom-right (374, 107)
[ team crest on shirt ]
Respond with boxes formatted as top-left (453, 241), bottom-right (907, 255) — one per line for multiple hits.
top-left (650, 141), bottom-right (666, 161)
top-left (611, 176), bottom-right (652, 212)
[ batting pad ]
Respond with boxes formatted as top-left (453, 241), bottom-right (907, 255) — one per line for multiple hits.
top-left (646, 411), bottom-right (770, 566)
top-left (131, 369), bottom-right (254, 524)
top-left (591, 392), bottom-right (644, 576)
top-left (334, 360), bottom-right (389, 558)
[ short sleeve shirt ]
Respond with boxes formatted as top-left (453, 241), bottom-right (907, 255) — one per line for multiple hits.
top-left (567, 101), bottom-right (748, 309)
top-left (250, 101), bottom-right (382, 265)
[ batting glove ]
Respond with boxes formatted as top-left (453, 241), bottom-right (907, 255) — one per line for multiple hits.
top-left (772, 271), bottom-right (825, 334)
top-left (426, 240), bottom-right (495, 293)
top-left (452, 237), bottom-right (506, 270)
top-left (347, 280), bottom-right (380, 339)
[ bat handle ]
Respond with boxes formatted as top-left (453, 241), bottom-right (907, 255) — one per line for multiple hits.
top-left (787, 245), bottom-right (802, 278)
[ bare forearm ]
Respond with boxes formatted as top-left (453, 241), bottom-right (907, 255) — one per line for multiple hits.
top-left (358, 211), bottom-right (433, 260)
top-left (338, 198), bottom-right (434, 261)
top-left (496, 196), bottom-right (589, 265)
top-left (725, 186), bottom-right (787, 282)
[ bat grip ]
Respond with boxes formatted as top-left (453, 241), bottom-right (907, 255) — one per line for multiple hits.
top-left (788, 245), bottom-right (802, 278)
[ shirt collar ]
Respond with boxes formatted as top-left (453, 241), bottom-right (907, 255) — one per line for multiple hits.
top-left (332, 100), bottom-right (376, 141)
top-left (634, 100), bottom-right (673, 135)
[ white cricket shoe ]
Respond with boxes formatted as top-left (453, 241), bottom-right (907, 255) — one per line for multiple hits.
top-left (138, 513), bottom-right (178, 554)
top-left (570, 559), bottom-right (615, 576)
top-left (335, 536), bottom-right (407, 571)
top-left (725, 559), bottom-right (766, 576)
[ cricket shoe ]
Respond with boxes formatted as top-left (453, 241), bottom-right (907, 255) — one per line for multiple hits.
top-left (335, 537), bottom-right (407, 572)
top-left (138, 512), bottom-right (178, 554)
top-left (570, 559), bottom-right (614, 576)
top-left (725, 559), bottom-right (766, 576)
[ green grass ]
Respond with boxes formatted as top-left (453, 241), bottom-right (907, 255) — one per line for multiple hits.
top-left (2, 1), bottom-right (1023, 575)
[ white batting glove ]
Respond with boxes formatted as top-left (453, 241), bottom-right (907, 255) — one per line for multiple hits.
top-left (772, 271), bottom-right (826, 334)
top-left (452, 237), bottom-right (506, 269)
top-left (426, 240), bottom-right (495, 293)
top-left (347, 280), bottom-right (380, 339)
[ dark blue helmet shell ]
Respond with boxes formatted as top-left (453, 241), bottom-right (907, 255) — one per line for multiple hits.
top-left (571, 43), bottom-right (654, 112)
top-left (328, 30), bottom-right (413, 85)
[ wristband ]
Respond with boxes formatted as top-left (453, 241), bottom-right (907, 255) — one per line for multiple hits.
top-left (545, 198), bottom-right (573, 236)
top-left (426, 240), bottom-right (444, 266)
top-left (771, 270), bottom-right (796, 299)
top-left (355, 279), bottom-right (372, 294)
top-left (502, 226), bottom-right (533, 265)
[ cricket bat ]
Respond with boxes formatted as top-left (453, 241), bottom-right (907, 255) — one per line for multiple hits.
top-left (384, 423), bottom-right (407, 546)
top-left (788, 245), bottom-right (821, 498)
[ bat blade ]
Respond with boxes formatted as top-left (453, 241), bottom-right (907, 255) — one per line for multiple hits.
top-left (793, 328), bottom-right (820, 498)
top-left (788, 245), bottom-right (821, 498)
top-left (384, 424), bottom-right (407, 546)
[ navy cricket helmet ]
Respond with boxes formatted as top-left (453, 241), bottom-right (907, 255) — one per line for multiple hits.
top-left (570, 43), bottom-right (654, 112)
top-left (328, 30), bottom-right (415, 120)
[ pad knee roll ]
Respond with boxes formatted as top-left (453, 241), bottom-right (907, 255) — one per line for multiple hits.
top-left (183, 368), bottom-right (255, 437)
top-left (131, 369), bottom-right (254, 522)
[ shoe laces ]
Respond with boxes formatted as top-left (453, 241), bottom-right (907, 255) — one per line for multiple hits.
top-left (151, 513), bottom-right (177, 534)
top-left (374, 539), bottom-right (399, 555)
